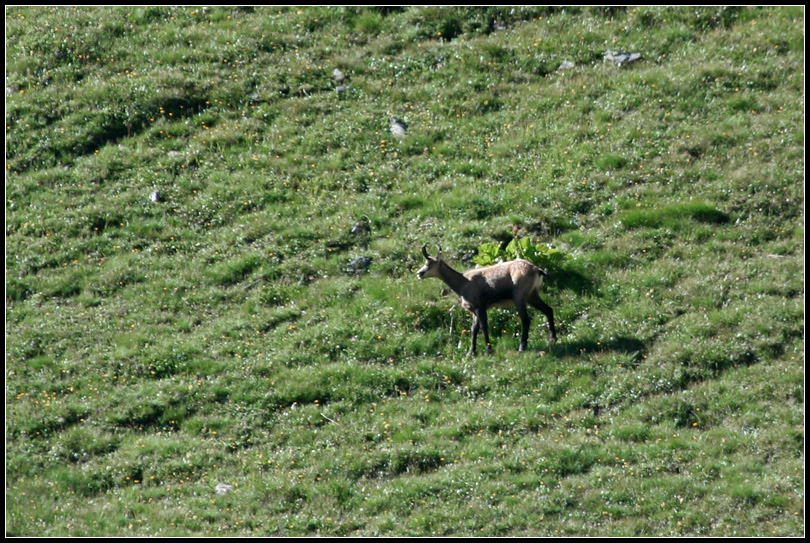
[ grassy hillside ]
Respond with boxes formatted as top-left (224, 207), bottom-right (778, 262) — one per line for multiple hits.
top-left (5, 6), bottom-right (804, 536)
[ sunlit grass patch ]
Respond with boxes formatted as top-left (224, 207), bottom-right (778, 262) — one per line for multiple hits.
top-left (5, 5), bottom-right (804, 538)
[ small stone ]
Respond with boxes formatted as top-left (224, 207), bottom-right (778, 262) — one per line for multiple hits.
top-left (215, 483), bottom-right (233, 495)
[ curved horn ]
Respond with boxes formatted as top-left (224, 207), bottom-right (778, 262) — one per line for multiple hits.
top-left (422, 244), bottom-right (430, 259)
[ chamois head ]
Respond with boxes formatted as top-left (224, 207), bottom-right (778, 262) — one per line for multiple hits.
top-left (416, 244), bottom-right (442, 280)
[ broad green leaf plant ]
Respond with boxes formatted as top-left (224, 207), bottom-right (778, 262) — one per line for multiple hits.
top-left (472, 237), bottom-right (568, 269)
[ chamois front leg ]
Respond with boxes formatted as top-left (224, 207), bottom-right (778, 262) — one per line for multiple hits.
top-left (468, 313), bottom-right (480, 357)
top-left (476, 308), bottom-right (493, 355)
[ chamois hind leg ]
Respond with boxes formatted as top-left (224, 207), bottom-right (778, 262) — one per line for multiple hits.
top-left (529, 292), bottom-right (557, 343)
top-left (515, 303), bottom-right (532, 352)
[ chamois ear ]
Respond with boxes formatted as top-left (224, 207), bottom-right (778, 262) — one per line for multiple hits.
top-left (436, 245), bottom-right (443, 260)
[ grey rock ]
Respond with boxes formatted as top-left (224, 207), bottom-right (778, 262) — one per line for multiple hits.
top-left (346, 256), bottom-right (373, 274)
top-left (390, 116), bottom-right (408, 138)
top-left (603, 50), bottom-right (641, 67)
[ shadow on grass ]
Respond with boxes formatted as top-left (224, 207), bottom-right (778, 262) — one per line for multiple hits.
top-left (545, 260), bottom-right (598, 296)
top-left (552, 335), bottom-right (646, 360)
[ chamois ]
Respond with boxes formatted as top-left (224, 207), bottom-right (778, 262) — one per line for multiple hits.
top-left (416, 245), bottom-right (556, 356)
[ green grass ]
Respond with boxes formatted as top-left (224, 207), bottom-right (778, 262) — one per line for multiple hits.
top-left (5, 6), bottom-right (804, 537)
